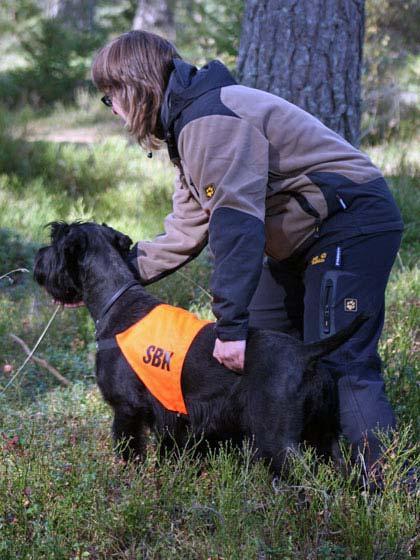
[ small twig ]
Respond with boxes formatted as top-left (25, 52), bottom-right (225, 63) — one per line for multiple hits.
top-left (0, 305), bottom-right (61, 395)
top-left (9, 334), bottom-right (71, 387)
top-left (0, 268), bottom-right (30, 283)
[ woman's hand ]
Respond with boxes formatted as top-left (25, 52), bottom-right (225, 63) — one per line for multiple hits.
top-left (213, 338), bottom-right (246, 373)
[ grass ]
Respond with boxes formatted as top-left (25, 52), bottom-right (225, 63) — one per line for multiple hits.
top-left (0, 389), bottom-right (417, 558)
top-left (0, 102), bottom-right (419, 558)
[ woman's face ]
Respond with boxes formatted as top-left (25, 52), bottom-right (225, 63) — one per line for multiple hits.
top-left (110, 96), bottom-right (128, 122)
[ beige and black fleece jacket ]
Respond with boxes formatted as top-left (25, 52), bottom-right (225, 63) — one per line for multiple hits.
top-left (131, 60), bottom-right (403, 341)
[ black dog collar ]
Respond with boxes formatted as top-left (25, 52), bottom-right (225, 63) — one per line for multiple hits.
top-left (98, 279), bottom-right (139, 323)
top-left (95, 279), bottom-right (139, 349)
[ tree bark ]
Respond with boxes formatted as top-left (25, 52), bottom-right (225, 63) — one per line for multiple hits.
top-left (237, 0), bottom-right (365, 146)
top-left (133, 0), bottom-right (175, 41)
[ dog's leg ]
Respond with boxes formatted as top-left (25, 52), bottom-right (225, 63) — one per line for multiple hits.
top-left (252, 401), bottom-right (303, 478)
top-left (268, 435), bottom-right (301, 478)
top-left (112, 406), bottom-right (148, 463)
top-left (253, 434), bottom-right (300, 478)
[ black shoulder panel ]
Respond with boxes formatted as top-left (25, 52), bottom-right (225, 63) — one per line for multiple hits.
top-left (173, 87), bottom-right (239, 145)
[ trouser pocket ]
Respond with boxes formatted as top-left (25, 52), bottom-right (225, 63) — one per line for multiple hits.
top-left (319, 271), bottom-right (340, 338)
top-left (322, 277), bottom-right (334, 335)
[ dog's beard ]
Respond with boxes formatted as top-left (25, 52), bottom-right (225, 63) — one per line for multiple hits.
top-left (49, 283), bottom-right (83, 305)
top-left (39, 273), bottom-right (83, 305)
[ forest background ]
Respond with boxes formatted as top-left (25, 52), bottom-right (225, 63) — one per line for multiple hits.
top-left (0, 1), bottom-right (419, 558)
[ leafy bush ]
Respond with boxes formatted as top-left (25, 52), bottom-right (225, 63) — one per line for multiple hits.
top-left (0, 13), bottom-right (100, 109)
top-left (17, 19), bottom-right (99, 106)
top-left (363, 0), bottom-right (420, 143)
top-left (0, 130), bottom-right (133, 200)
top-left (0, 228), bottom-right (38, 275)
top-left (176, 0), bottom-right (244, 68)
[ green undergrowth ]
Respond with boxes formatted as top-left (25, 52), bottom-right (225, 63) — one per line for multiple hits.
top-left (0, 108), bottom-right (419, 557)
top-left (0, 383), bottom-right (418, 559)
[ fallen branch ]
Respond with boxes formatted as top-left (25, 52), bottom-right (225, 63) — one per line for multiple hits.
top-left (9, 334), bottom-right (71, 387)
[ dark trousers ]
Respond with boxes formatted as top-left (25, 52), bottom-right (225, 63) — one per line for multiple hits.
top-left (248, 231), bottom-right (402, 469)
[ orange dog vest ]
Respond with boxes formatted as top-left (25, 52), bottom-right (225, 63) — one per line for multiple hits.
top-left (115, 304), bottom-right (212, 415)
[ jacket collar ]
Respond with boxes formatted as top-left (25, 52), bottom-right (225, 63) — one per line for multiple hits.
top-left (160, 59), bottom-right (237, 137)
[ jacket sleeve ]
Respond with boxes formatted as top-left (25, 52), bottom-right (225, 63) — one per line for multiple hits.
top-left (178, 115), bottom-right (268, 340)
top-left (133, 169), bottom-right (209, 284)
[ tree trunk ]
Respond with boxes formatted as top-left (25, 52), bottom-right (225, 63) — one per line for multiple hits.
top-left (43, 0), bottom-right (96, 32)
top-left (237, 0), bottom-right (365, 146)
top-left (133, 0), bottom-right (175, 41)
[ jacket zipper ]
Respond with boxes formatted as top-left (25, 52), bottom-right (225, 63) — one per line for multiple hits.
top-left (323, 279), bottom-right (334, 334)
top-left (289, 192), bottom-right (322, 237)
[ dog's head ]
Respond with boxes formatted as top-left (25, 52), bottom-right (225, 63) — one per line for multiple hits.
top-left (34, 221), bottom-right (133, 304)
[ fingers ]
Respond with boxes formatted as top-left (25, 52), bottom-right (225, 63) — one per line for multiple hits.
top-left (213, 338), bottom-right (246, 373)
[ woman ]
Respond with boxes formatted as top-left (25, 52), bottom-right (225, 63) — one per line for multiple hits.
top-left (92, 30), bottom-right (403, 474)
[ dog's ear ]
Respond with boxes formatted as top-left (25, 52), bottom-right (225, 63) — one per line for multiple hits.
top-left (101, 223), bottom-right (133, 257)
top-left (48, 221), bottom-right (70, 244)
top-left (115, 233), bottom-right (133, 256)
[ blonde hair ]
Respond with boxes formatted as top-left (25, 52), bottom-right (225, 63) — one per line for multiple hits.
top-left (92, 30), bottom-right (180, 150)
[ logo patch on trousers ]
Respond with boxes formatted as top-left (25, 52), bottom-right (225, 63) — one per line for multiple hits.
top-left (344, 298), bottom-right (358, 312)
top-left (311, 252), bottom-right (327, 265)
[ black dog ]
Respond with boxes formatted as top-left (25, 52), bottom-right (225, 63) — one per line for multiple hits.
top-left (34, 222), bottom-right (365, 475)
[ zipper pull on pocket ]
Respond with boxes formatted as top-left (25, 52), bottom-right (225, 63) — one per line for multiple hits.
top-left (336, 194), bottom-right (347, 210)
top-left (324, 305), bottom-right (331, 334)
top-left (323, 279), bottom-right (334, 334)
top-left (314, 218), bottom-right (321, 238)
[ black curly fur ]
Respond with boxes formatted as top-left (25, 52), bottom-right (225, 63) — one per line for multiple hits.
top-left (34, 221), bottom-right (366, 474)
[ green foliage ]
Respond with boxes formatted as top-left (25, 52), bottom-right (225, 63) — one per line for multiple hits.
top-left (0, 229), bottom-right (38, 275)
top-left (176, 0), bottom-right (244, 67)
top-left (16, 18), bottom-right (99, 106)
top-left (0, 107), bottom-right (173, 228)
top-left (0, 0), bottom-right (134, 108)
top-left (95, 0), bottom-right (138, 34)
top-left (0, 0), bottom-right (40, 36)
top-left (0, 138), bottom-right (129, 199)
top-left (366, 0), bottom-right (420, 53)
top-left (0, 391), bottom-right (418, 558)
top-left (380, 267), bottom-right (420, 429)
top-left (362, 143), bottom-right (420, 267)
top-left (363, 0), bottom-right (420, 143)
top-left (388, 167), bottom-right (420, 267)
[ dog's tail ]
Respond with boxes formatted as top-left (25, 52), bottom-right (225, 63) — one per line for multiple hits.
top-left (302, 314), bottom-right (369, 363)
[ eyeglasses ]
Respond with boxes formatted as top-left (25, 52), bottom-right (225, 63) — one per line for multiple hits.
top-left (101, 95), bottom-right (112, 108)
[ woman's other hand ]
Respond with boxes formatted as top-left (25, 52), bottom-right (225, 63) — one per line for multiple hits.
top-left (213, 338), bottom-right (246, 373)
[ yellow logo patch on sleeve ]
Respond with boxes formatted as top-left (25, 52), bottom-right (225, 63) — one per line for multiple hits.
top-left (204, 183), bottom-right (216, 199)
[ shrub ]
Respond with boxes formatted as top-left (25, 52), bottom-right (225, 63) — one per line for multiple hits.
top-left (0, 228), bottom-right (39, 276)
top-left (0, 18), bottom-right (100, 109)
